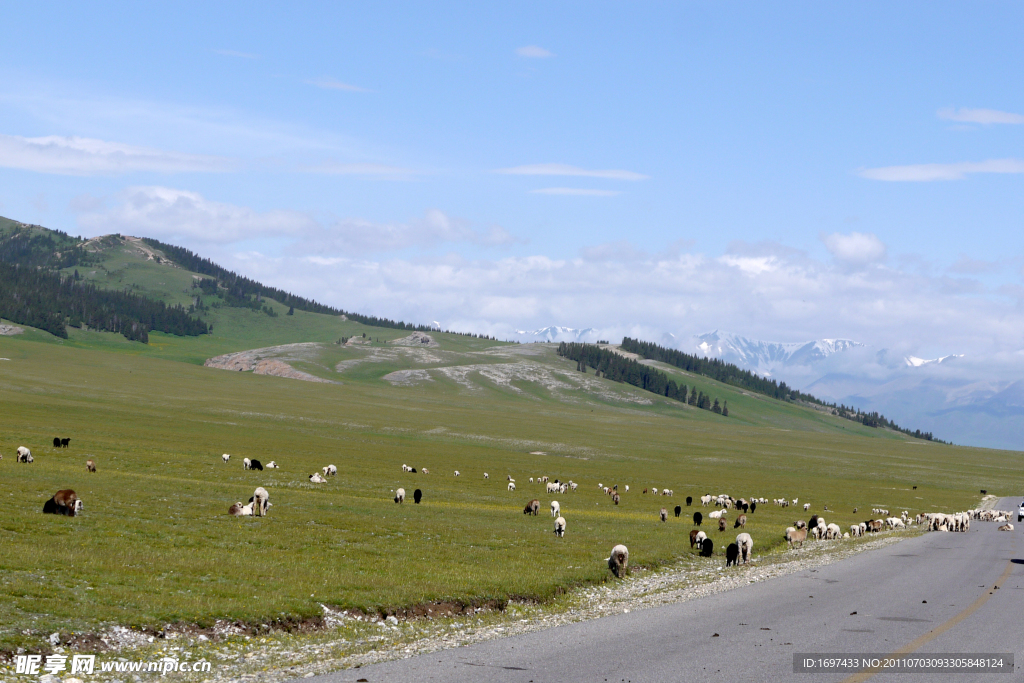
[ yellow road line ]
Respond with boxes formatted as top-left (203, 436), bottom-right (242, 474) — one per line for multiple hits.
top-left (840, 559), bottom-right (1016, 683)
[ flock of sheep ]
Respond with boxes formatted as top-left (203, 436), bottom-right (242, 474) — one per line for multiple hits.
top-left (3, 443), bottom-right (96, 516)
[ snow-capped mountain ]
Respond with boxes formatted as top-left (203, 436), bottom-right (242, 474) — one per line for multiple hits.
top-left (693, 330), bottom-right (864, 376)
top-left (513, 326), bottom-right (601, 343)
top-left (905, 354), bottom-right (964, 367)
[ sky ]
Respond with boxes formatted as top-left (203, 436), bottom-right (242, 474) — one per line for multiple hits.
top-left (1, 2), bottom-right (1023, 364)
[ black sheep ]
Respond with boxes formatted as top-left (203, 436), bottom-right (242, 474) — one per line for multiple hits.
top-left (700, 537), bottom-right (714, 557)
top-left (741, 502), bottom-right (749, 513)
top-left (686, 496), bottom-right (693, 506)
top-left (53, 437), bottom-right (61, 448)
top-left (674, 505), bottom-right (681, 517)
top-left (61, 438), bottom-right (70, 448)
top-left (725, 542), bottom-right (739, 566)
top-left (249, 459), bottom-right (264, 471)
top-left (808, 514), bottom-right (819, 532)
top-left (413, 489), bottom-right (422, 504)
top-left (750, 501), bottom-right (757, 514)
top-left (693, 511), bottom-right (703, 526)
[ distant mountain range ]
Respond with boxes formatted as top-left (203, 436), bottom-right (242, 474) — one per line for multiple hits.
top-left (692, 330), bottom-right (864, 377)
top-left (513, 324), bottom-right (1019, 450)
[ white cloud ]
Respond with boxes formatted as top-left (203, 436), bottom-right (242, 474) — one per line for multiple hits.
top-left (937, 107), bottom-right (1024, 125)
top-left (0, 134), bottom-right (233, 176)
top-left (515, 45), bottom-right (554, 58)
top-left (215, 49), bottom-right (258, 59)
top-left (821, 232), bottom-right (886, 265)
top-left (77, 186), bottom-right (313, 243)
top-left (495, 163), bottom-right (648, 181)
top-left (859, 158), bottom-right (1024, 181)
top-left (530, 187), bottom-right (620, 196)
top-left (305, 77), bottom-right (370, 92)
top-left (74, 187), bottom-right (518, 251)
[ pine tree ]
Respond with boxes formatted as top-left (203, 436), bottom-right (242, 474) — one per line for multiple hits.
top-left (722, 402), bottom-right (729, 417)
top-left (287, 305), bottom-right (294, 315)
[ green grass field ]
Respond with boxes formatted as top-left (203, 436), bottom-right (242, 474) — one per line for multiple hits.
top-left (1, 318), bottom-right (1019, 655)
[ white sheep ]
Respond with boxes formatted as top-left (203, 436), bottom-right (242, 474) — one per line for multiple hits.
top-left (826, 523), bottom-right (841, 540)
top-left (652, 488), bottom-right (659, 495)
top-left (309, 473), bottom-right (327, 483)
top-left (551, 500), bottom-right (560, 517)
top-left (547, 481), bottom-right (560, 494)
top-left (554, 516), bottom-right (566, 537)
top-left (624, 485), bottom-right (629, 492)
top-left (253, 487), bottom-right (270, 517)
top-left (454, 470), bottom-right (460, 477)
top-left (803, 503), bottom-right (811, 511)
top-left (402, 464), bottom-right (411, 472)
top-left (736, 532), bottom-right (753, 564)
top-left (484, 472), bottom-right (489, 479)
top-left (243, 457), bottom-right (251, 470)
top-left (323, 464), bottom-right (337, 477)
top-left (266, 461), bottom-right (279, 469)
top-left (701, 494), bottom-right (712, 506)
top-left (16, 447), bottom-right (33, 463)
top-left (508, 482), bottom-right (516, 491)
top-left (608, 544), bottom-right (629, 578)
top-left (229, 502), bottom-right (254, 516)
top-left (570, 482), bottom-right (578, 491)
top-left (394, 487), bottom-right (406, 504)
top-left (222, 453), bottom-right (231, 463)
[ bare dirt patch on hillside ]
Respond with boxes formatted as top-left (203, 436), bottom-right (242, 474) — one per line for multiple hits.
top-left (205, 343), bottom-right (335, 383)
top-left (0, 324), bottom-right (24, 336)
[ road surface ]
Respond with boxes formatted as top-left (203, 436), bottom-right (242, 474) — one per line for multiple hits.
top-left (306, 496), bottom-right (1023, 683)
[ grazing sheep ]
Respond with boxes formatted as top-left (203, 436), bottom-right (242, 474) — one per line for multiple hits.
top-left (252, 487), bottom-right (269, 517)
top-left (750, 501), bottom-right (757, 514)
top-left (686, 496), bottom-right (693, 506)
top-left (660, 508), bottom-right (668, 522)
top-left (53, 437), bottom-right (61, 448)
top-left (700, 537), bottom-right (714, 557)
top-left (725, 542), bottom-right (740, 566)
top-left (689, 529), bottom-right (701, 548)
top-left (850, 524), bottom-right (863, 537)
top-left (547, 482), bottom-right (560, 494)
top-left (624, 485), bottom-right (629, 492)
top-left (402, 464), bottom-right (411, 472)
top-left (484, 472), bottom-right (489, 479)
top-left (612, 493), bottom-right (620, 505)
top-left (243, 457), bottom-right (251, 470)
top-left (693, 511), bottom-right (703, 526)
top-left (787, 527), bottom-right (808, 548)
top-left (554, 516), bottom-right (566, 537)
top-left (249, 459), bottom-right (264, 471)
top-left (266, 461), bottom-right (279, 469)
top-left (652, 488), bottom-right (659, 496)
top-left (807, 515), bottom-right (819, 532)
top-left (734, 514), bottom-right (747, 529)
top-left (86, 459), bottom-right (96, 473)
top-left (803, 503), bottom-right (811, 511)
top-left (692, 530), bottom-right (707, 549)
top-left (323, 464), bottom-right (337, 477)
top-left (551, 501), bottom-right (560, 517)
top-left (674, 505), bottom-right (681, 517)
top-left (608, 544), bottom-right (629, 578)
top-left (394, 487), bottom-right (406, 504)
top-left (700, 494), bottom-right (712, 506)
top-left (508, 482), bottom-right (516, 492)
top-left (228, 502), bottom-right (249, 516)
top-left (17, 446), bottom-right (32, 463)
top-left (421, 468), bottom-right (429, 474)
top-left (44, 489), bottom-right (80, 516)
top-left (454, 470), bottom-right (460, 477)
top-left (524, 499), bottom-right (540, 515)
top-left (736, 533), bottom-right (753, 563)
top-left (718, 518), bottom-right (727, 532)
top-left (414, 489), bottom-right (422, 504)
top-left (309, 473), bottom-right (327, 483)
top-left (222, 453), bottom-right (231, 463)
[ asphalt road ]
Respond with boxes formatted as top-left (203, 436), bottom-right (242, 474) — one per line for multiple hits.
top-left (307, 496), bottom-right (1024, 683)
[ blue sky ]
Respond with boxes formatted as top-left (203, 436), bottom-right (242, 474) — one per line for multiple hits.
top-left (1, 2), bottom-right (1023, 362)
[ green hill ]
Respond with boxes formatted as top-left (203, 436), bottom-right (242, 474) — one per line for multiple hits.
top-left (0, 216), bottom-right (1020, 658)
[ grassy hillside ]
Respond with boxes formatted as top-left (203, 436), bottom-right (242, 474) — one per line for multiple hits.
top-left (1, 326), bottom-right (1019, 654)
top-left (1, 220), bottom-right (1020, 656)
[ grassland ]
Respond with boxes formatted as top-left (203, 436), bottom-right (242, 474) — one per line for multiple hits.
top-left (1, 318), bottom-right (1020, 655)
